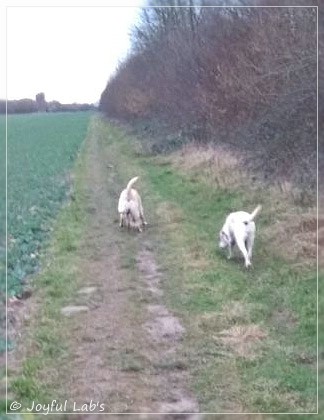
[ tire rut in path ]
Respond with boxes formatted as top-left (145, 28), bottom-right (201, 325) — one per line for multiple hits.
top-left (136, 247), bottom-right (199, 413)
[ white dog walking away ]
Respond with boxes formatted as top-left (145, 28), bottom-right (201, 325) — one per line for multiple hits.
top-left (118, 176), bottom-right (147, 232)
top-left (219, 205), bottom-right (262, 268)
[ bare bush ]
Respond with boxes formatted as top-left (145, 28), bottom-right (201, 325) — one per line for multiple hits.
top-left (99, 3), bottom-right (317, 195)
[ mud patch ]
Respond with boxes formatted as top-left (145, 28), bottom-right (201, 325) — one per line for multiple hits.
top-left (7, 298), bottom-right (28, 351)
top-left (158, 391), bottom-right (200, 413)
top-left (146, 305), bottom-right (185, 342)
top-left (137, 249), bottom-right (163, 297)
top-left (137, 249), bottom-right (162, 278)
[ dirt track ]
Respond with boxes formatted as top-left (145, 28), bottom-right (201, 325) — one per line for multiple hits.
top-left (56, 120), bottom-right (199, 413)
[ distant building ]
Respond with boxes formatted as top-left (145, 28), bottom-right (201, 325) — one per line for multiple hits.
top-left (36, 92), bottom-right (47, 112)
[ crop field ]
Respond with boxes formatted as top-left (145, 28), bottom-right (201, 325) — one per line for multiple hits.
top-left (6, 112), bottom-right (92, 297)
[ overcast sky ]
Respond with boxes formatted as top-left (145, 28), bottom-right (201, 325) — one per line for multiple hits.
top-left (2, 1), bottom-right (146, 104)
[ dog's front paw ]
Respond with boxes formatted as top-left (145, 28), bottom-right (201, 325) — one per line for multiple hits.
top-left (245, 261), bottom-right (252, 268)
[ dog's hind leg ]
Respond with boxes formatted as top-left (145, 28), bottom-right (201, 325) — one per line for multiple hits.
top-left (236, 236), bottom-right (251, 268)
top-left (140, 213), bottom-right (147, 226)
top-left (126, 212), bottom-right (132, 230)
top-left (138, 198), bottom-right (147, 226)
top-left (119, 213), bottom-right (124, 227)
top-left (246, 232), bottom-right (255, 261)
top-left (132, 208), bottom-right (143, 232)
top-left (134, 217), bottom-right (143, 232)
top-left (227, 245), bottom-right (232, 259)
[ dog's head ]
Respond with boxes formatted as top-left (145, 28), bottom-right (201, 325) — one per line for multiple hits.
top-left (219, 230), bottom-right (230, 249)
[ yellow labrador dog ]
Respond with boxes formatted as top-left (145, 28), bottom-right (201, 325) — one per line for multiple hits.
top-left (219, 205), bottom-right (262, 268)
top-left (118, 176), bottom-right (147, 232)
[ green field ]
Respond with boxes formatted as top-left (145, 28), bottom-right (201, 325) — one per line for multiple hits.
top-left (6, 112), bottom-right (92, 297)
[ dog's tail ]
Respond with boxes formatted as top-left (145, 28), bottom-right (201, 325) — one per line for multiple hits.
top-left (249, 204), bottom-right (262, 221)
top-left (126, 176), bottom-right (139, 200)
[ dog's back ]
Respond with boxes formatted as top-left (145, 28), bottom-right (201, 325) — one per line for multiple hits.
top-left (226, 211), bottom-right (255, 239)
top-left (227, 205), bottom-right (262, 225)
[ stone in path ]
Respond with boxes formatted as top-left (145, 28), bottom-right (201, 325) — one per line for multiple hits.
top-left (61, 305), bottom-right (89, 317)
top-left (77, 286), bottom-right (97, 295)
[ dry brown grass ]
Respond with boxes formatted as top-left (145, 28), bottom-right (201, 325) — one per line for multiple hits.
top-left (319, 197), bottom-right (324, 269)
top-left (168, 143), bottom-right (317, 265)
top-left (263, 210), bottom-right (316, 264)
top-left (172, 143), bottom-right (247, 190)
top-left (196, 302), bottom-right (253, 334)
top-left (220, 301), bottom-right (252, 325)
top-left (216, 324), bottom-right (268, 360)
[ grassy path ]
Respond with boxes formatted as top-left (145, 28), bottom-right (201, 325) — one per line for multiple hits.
top-left (55, 116), bottom-right (198, 412)
top-left (8, 115), bottom-right (317, 415)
